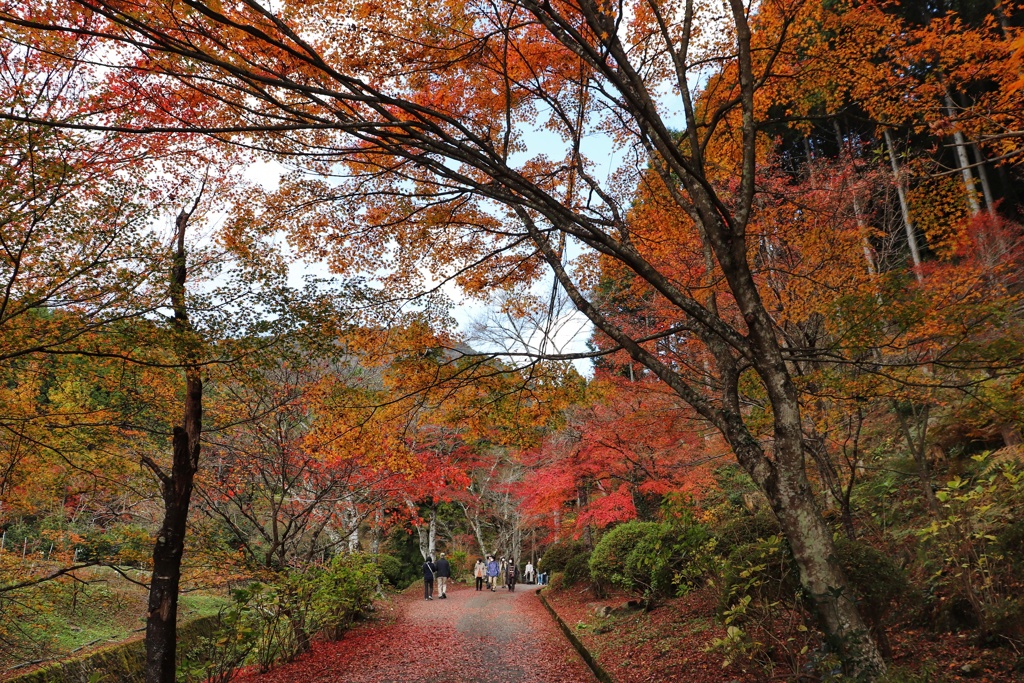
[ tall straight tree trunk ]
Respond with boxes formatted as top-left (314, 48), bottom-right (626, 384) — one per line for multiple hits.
top-left (832, 120), bottom-right (877, 274)
top-left (370, 509), bottom-right (382, 554)
top-left (460, 502), bottom-right (489, 558)
top-left (144, 201), bottom-right (203, 683)
top-left (944, 92), bottom-right (982, 216)
top-left (971, 144), bottom-right (997, 218)
top-left (883, 128), bottom-right (924, 281)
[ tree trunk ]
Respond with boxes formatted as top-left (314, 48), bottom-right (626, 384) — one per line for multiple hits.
top-left (944, 92), bottom-right (981, 216)
top-left (999, 423), bottom-right (1022, 448)
top-left (832, 120), bottom-right (877, 275)
top-left (895, 404), bottom-right (939, 515)
top-left (144, 202), bottom-right (203, 683)
top-left (737, 429), bottom-right (885, 676)
top-left (370, 509), bottom-right (382, 554)
top-left (461, 503), bottom-right (489, 558)
top-left (971, 144), bottom-right (997, 218)
top-left (416, 506), bottom-right (437, 560)
top-left (345, 498), bottom-right (360, 552)
top-left (883, 128), bottom-right (924, 280)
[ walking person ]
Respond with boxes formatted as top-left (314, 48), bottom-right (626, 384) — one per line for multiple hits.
top-left (435, 552), bottom-right (451, 599)
top-left (506, 560), bottom-right (518, 592)
top-left (474, 558), bottom-right (485, 591)
top-left (524, 560), bottom-right (534, 584)
top-left (486, 555), bottom-right (499, 591)
top-left (422, 555), bottom-right (437, 600)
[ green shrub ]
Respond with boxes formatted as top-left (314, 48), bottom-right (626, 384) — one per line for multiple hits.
top-left (179, 604), bottom-right (255, 683)
top-left (995, 519), bottom-right (1024, 578)
top-left (833, 537), bottom-right (906, 626)
top-left (833, 537), bottom-right (907, 659)
top-left (719, 535), bottom-right (799, 612)
top-left (714, 533), bottom-right (910, 670)
top-left (540, 539), bottom-right (589, 573)
top-left (314, 553), bottom-right (380, 639)
top-left (374, 553), bottom-right (406, 587)
top-left (714, 511), bottom-right (780, 556)
top-left (712, 535), bottom-right (812, 675)
top-left (589, 521), bottom-right (660, 591)
top-left (877, 663), bottom-right (943, 683)
top-left (625, 520), bottom-right (714, 599)
top-left (447, 550), bottom-right (468, 582)
top-left (563, 551), bottom-right (593, 586)
top-left (181, 555), bottom-right (381, 680)
top-left (984, 596), bottom-right (1024, 643)
top-left (914, 454), bottom-right (1024, 632)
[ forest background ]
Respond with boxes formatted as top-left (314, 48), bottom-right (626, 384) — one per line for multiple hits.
top-left (1, 0), bottom-right (1024, 681)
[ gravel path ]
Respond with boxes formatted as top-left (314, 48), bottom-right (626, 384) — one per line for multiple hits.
top-left (236, 583), bottom-right (596, 683)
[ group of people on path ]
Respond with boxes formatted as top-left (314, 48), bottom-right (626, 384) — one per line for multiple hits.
top-left (421, 552), bottom-right (543, 600)
top-left (474, 555), bottom-right (519, 592)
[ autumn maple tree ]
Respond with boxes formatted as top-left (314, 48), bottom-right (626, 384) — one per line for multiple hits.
top-left (3, 0), bottom-right (1024, 679)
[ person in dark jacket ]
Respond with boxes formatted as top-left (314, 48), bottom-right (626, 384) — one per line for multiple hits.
top-left (506, 560), bottom-right (518, 592)
top-left (435, 552), bottom-right (451, 599)
top-left (422, 555), bottom-right (437, 600)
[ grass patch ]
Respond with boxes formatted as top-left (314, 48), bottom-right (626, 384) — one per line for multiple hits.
top-left (2, 565), bottom-right (229, 672)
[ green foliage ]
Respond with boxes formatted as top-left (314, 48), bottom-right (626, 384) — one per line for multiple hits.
top-left (712, 533), bottom-right (909, 672)
top-left (382, 527), bottom-right (425, 588)
top-left (2, 514), bottom-right (152, 568)
top-left (181, 554), bottom-right (381, 681)
top-left (540, 538), bottom-right (589, 573)
top-left (77, 525), bottom-right (152, 566)
top-left (711, 535), bottom-right (810, 674)
top-left (832, 537), bottom-right (907, 627)
top-left (714, 511), bottom-right (780, 556)
top-left (446, 550), bottom-right (468, 582)
top-left (589, 521), bottom-right (660, 591)
top-left (994, 520), bottom-right (1024, 581)
top-left (878, 663), bottom-right (944, 683)
top-left (624, 519), bottom-right (715, 599)
top-left (8, 615), bottom-right (218, 683)
top-left (914, 453), bottom-right (1024, 634)
top-left (178, 604), bottom-right (255, 683)
top-left (585, 511), bottom-right (715, 600)
top-left (313, 553), bottom-right (380, 640)
top-left (374, 553), bottom-right (406, 587)
top-left (719, 535), bottom-right (800, 615)
top-left (562, 550), bottom-right (592, 586)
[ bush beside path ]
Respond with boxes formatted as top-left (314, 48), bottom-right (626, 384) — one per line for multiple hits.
top-left (235, 583), bottom-right (596, 683)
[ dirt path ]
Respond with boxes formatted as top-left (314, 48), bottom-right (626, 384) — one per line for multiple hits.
top-left (236, 583), bottom-right (597, 683)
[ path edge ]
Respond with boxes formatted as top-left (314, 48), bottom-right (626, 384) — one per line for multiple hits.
top-left (536, 588), bottom-right (616, 683)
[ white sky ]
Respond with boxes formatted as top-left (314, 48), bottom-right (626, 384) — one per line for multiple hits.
top-left (241, 130), bottom-right (620, 377)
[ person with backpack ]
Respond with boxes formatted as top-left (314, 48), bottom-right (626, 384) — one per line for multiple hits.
top-left (435, 552), bottom-right (451, 599)
top-left (422, 555), bottom-right (437, 600)
top-left (485, 555), bottom-right (500, 591)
